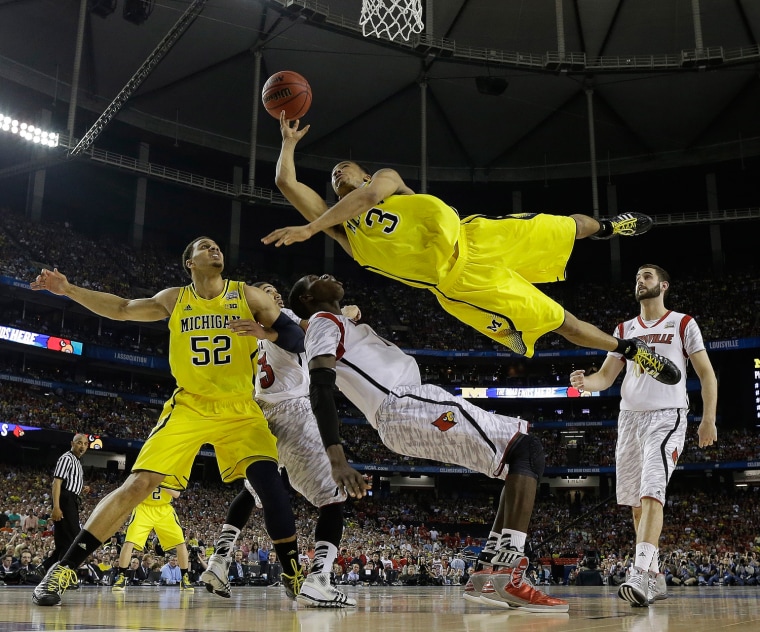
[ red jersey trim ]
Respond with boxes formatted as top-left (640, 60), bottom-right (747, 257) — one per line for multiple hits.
top-left (636, 309), bottom-right (672, 329)
top-left (314, 312), bottom-right (346, 360)
top-left (679, 314), bottom-right (693, 359)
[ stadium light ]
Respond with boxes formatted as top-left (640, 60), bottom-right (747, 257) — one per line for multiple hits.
top-left (0, 114), bottom-right (59, 147)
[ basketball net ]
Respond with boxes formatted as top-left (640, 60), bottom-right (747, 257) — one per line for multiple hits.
top-left (360, 0), bottom-right (424, 42)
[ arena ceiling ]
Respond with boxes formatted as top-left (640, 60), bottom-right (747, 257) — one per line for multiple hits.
top-left (1, 0), bottom-right (760, 184)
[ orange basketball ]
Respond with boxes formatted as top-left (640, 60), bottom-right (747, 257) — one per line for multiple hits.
top-left (262, 70), bottom-right (312, 120)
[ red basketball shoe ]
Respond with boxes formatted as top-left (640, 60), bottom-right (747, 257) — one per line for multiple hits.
top-left (462, 568), bottom-right (493, 604)
top-left (480, 557), bottom-right (569, 613)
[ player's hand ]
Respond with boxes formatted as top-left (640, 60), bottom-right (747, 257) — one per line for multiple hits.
top-left (341, 305), bottom-right (361, 322)
top-left (330, 463), bottom-right (370, 499)
top-left (569, 369), bottom-right (586, 392)
top-left (30, 268), bottom-right (71, 295)
top-left (229, 318), bottom-right (275, 340)
top-left (262, 224), bottom-right (316, 247)
top-left (326, 445), bottom-right (370, 498)
top-left (51, 508), bottom-right (63, 521)
top-left (280, 111), bottom-right (310, 142)
top-left (697, 418), bottom-right (717, 448)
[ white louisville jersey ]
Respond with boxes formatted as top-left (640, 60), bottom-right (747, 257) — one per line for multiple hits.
top-left (255, 308), bottom-right (309, 404)
top-left (610, 310), bottom-right (705, 411)
top-left (304, 311), bottom-right (421, 426)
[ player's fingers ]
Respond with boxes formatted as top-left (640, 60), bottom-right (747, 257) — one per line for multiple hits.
top-left (261, 230), bottom-right (281, 244)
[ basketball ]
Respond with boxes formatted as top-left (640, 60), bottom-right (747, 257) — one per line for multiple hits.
top-left (261, 71), bottom-right (312, 120)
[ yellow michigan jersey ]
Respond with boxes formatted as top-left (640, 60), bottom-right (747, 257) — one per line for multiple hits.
top-left (135, 279), bottom-right (276, 488)
top-left (169, 280), bottom-right (258, 400)
top-left (344, 193), bottom-right (460, 288)
top-left (345, 195), bottom-right (576, 358)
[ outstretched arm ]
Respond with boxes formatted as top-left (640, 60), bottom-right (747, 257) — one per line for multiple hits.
top-left (30, 268), bottom-right (174, 321)
top-left (264, 165), bottom-right (409, 248)
top-left (569, 355), bottom-right (624, 393)
top-left (275, 113), bottom-right (353, 255)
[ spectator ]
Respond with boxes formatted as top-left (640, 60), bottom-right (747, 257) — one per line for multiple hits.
top-left (160, 555), bottom-right (182, 586)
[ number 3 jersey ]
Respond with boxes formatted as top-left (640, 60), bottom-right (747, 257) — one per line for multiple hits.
top-left (343, 193), bottom-right (461, 288)
top-left (168, 280), bottom-right (258, 400)
top-left (255, 308), bottom-right (309, 404)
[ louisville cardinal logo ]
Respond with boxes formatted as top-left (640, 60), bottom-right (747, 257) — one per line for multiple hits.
top-left (432, 411), bottom-right (456, 432)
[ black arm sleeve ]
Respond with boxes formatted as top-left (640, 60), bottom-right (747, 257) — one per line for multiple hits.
top-left (309, 367), bottom-right (342, 448)
top-left (269, 312), bottom-right (305, 353)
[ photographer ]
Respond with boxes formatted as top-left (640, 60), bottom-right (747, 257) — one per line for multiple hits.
top-left (608, 561), bottom-right (627, 586)
top-left (575, 554), bottom-right (604, 586)
top-left (188, 546), bottom-right (207, 584)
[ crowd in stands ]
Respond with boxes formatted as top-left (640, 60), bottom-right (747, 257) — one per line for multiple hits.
top-left (2, 367), bottom-right (758, 468)
top-left (2, 206), bottom-right (760, 358)
top-left (1, 463), bottom-right (758, 590)
top-left (1, 206), bottom-right (759, 592)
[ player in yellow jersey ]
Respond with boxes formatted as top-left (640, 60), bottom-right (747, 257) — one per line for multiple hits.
top-left (264, 113), bottom-right (680, 386)
top-left (111, 486), bottom-right (194, 591)
top-left (30, 236), bottom-right (305, 607)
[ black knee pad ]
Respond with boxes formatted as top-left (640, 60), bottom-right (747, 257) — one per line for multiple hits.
top-left (504, 433), bottom-right (545, 480)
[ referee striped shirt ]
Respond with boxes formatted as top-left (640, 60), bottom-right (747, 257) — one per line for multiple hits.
top-left (53, 451), bottom-right (85, 495)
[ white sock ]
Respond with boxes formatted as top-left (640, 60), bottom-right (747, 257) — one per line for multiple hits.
top-left (649, 549), bottom-right (660, 573)
top-left (214, 524), bottom-right (241, 558)
top-left (309, 541), bottom-right (337, 575)
top-left (499, 529), bottom-right (527, 554)
top-left (634, 542), bottom-right (657, 571)
top-left (483, 531), bottom-right (501, 554)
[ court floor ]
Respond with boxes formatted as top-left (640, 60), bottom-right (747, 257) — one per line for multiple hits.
top-left (1, 584), bottom-right (758, 631)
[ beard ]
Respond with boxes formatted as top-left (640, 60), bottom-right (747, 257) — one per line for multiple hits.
top-left (636, 285), bottom-right (661, 302)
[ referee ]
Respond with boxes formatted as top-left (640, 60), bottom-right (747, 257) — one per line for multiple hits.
top-left (41, 434), bottom-right (90, 572)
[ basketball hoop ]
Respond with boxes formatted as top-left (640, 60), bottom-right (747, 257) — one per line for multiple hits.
top-left (360, 0), bottom-right (423, 42)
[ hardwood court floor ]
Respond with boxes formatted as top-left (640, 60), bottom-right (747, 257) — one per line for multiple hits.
top-left (1, 584), bottom-right (758, 631)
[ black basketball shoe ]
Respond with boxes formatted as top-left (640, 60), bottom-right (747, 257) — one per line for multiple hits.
top-left (621, 338), bottom-right (681, 385)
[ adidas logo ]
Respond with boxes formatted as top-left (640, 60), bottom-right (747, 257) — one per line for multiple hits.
top-left (78, 543), bottom-right (88, 549)
top-left (183, 305), bottom-right (193, 311)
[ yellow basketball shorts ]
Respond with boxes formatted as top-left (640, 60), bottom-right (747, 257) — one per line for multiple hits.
top-left (124, 503), bottom-right (184, 551)
top-left (434, 213), bottom-right (576, 357)
top-left (132, 390), bottom-right (278, 490)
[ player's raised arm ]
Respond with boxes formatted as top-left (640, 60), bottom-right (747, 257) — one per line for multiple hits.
top-left (30, 268), bottom-right (174, 322)
top-left (276, 113), bottom-right (326, 220)
top-left (263, 168), bottom-right (405, 248)
top-left (275, 113), bottom-right (353, 254)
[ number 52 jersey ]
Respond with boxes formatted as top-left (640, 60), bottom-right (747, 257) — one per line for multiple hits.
top-left (168, 280), bottom-right (258, 400)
